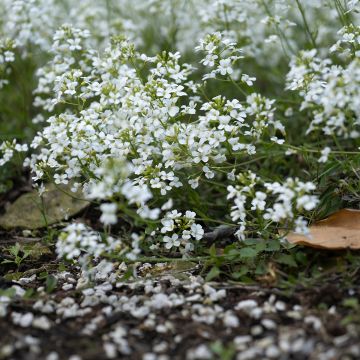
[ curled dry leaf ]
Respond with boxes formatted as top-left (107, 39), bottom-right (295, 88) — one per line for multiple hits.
top-left (285, 209), bottom-right (360, 249)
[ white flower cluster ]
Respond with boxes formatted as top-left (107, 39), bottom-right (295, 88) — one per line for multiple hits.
top-left (227, 171), bottom-right (318, 239)
top-left (196, 32), bottom-right (244, 80)
top-left (330, 24), bottom-right (360, 57)
top-left (159, 210), bottom-right (204, 252)
top-left (3, 0), bottom-right (359, 261)
top-left (20, 28), bottom-right (299, 257)
top-left (1, 0), bottom-right (357, 67)
top-left (0, 140), bottom-right (28, 166)
top-left (287, 26), bottom-right (360, 139)
top-left (0, 38), bottom-right (16, 88)
top-left (56, 223), bottom-right (121, 261)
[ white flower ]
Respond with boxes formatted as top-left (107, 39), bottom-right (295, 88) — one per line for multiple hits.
top-left (187, 345), bottom-right (212, 360)
top-left (163, 234), bottom-right (180, 249)
top-left (137, 205), bottom-right (160, 220)
top-left (161, 218), bottom-right (175, 233)
top-left (161, 198), bottom-right (173, 210)
top-left (294, 217), bottom-right (310, 235)
top-left (202, 53), bottom-right (218, 67)
top-left (296, 195), bottom-right (318, 211)
top-left (318, 147), bottom-right (331, 163)
top-left (121, 182), bottom-right (152, 205)
top-left (189, 178), bottom-right (199, 189)
top-left (217, 59), bottom-right (233, 76)
top-left (100, 203), bottom-right (118, 225)
top-left (54, 173), bottom-right (68, 185)
top-left (241, 74), bottom-right (256, 86)
top-left (251, 191), bottom-right (267, 211)
top-left (285, 107), bottom-right (294, 117)
top-left (191, 223), bottom-right (204, 240)
top-left (270, 136), bottom-right (285, 144)
top-left (185, 211), bottom-right (196, 220)
top-left (203, 166), bottom-right (214, 179)
top-left (168, 106), bottom-right (179, 117)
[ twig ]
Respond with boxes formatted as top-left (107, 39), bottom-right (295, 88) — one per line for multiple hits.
top-left (0, 237), bottom-right (42, 245)
top-left (210, 282), bottom-right (296, 298)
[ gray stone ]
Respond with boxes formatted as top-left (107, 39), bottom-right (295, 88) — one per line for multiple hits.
top-left (0, 183), bottom-right (89, 230)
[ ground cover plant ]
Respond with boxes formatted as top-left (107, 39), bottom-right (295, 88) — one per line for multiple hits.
top-left (1, 0), bottom-right (360, 359)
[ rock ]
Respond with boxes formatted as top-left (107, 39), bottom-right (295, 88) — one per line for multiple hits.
top-left (0, 183), bottom-right (89, 230)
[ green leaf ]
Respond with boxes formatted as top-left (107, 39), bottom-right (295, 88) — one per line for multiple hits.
top-left (343, 297), bottom-right (359, 309)
top-left (232, 266), bottom-right (249, 279)
top-left (1, 259), bottom-right (14, 265)
top-left (295, 251), bottom-right (307, 265)
top-left (45, 274), bottom-right (58, 293)
top-left (9, 243), bottom-right (20, 256)
top-left (224, 245), bottom-right (239, 260)
top-left (210, 341), bottom-right (236, 360)
top-left (4, 272), bottom-right (23, 281)
top-left (243, 238), bottom-right (259, 246)
top-left (22, 243), bottom-right (52, 260)
top-left (255, 261), bottom-right (268, 275)
top-left (206, 266), bottom-right (220, 281)
top-left (275, 254), bottom-right (297, 267)
top-left (119, 266), bottom-right (134, 282)
top-left (265, 239), bottom-right (281, 251)
top-left (58, 263), bottom-right (67, 272)
top-left (0, 288), bottom-right (16, 298)
top-left (239, 247), bottom-right (259, 258)
top-left (209, 244), bottom-right (217, 258)
top-left (255, 241), bottom-right (266, 252)
top-left (23, 288), bottom-right (35, 299)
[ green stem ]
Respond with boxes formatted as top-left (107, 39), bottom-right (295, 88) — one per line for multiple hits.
top-left (295, 0), bottom-right (317, 48)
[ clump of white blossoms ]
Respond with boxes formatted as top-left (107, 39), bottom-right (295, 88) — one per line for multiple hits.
top-left (0, 140), bottom-right (28, 166)
top-left (1, 1), bottom-right (360, 266)
top-left (0, 38), bottom-right (16, 88)
top-left (159, 210), bottom-right (204, 253)
top-left (0, 0), bottom-right (348, 59)
top-left (227, 172), bottom-right (318, 239)
top-left (56, 223), bottom-right (121, 261)
top-left (16, 25), bottom-right (319, 262)
top-left (287, 25), bottom-right (360, 139)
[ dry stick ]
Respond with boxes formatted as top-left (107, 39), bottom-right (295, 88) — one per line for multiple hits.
top-left (0, 236), bottom-right (42, 245)
top-left (210, 282), bottom-right (295, 298)
top-left (12, 236), bottom-right (42, 243)
top-left (20, 264), bottom-right (58, 278)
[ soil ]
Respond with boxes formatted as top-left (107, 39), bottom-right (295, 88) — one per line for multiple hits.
top-left (0, 192), bottom-right (360, 360)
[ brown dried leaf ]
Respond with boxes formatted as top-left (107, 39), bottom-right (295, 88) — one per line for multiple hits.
top-left (286, 209), bottom-right (360, 249)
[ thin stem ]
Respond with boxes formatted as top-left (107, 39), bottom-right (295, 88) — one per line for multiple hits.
top-left (285, 143), bottom-right (359, 155)
top-left (295, 0), bottom-right (317, 48)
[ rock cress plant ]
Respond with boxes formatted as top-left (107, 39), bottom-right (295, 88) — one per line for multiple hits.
top-left (0, 0), bottom-right (359, 268)
top-left (18, 29), bottom-right (318, 262)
